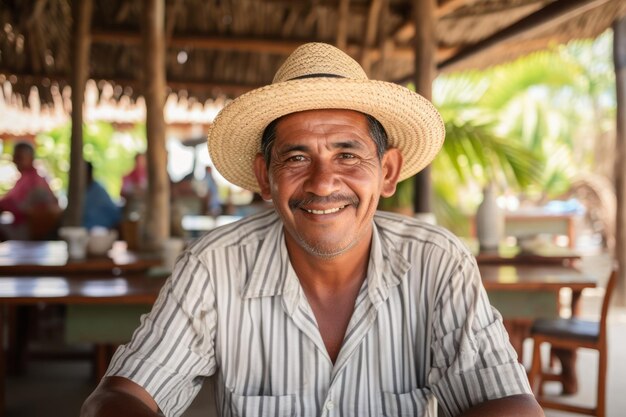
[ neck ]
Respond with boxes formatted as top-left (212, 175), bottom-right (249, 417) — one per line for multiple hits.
top-left (286, 234), bottom-right (371, 298)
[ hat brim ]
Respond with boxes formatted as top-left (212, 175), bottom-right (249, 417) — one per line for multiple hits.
top-left (207, 77), bottom-right (445, 193)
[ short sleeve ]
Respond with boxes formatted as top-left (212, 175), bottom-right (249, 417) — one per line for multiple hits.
top-left (427, 256), bottom-right (531, 417)
top-left (106, 251), bottom-right (218, 417)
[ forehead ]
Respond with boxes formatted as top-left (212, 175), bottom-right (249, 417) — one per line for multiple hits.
top-left (274, 109), bottom-right (370, 138)
top-left (13, 146), bottom-right (33, 157)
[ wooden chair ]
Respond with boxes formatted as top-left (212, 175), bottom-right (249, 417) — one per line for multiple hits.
top-left (528, 268), bottom-right (618, 417)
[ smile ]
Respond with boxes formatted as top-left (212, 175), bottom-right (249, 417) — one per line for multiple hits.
top-left (303, 205), bottom-right (347, 215)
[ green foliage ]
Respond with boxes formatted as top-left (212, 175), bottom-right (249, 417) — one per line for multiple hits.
top-left (35, 121), bottom-right (146, 199)
top-left (426, 31), bottom-right (616, 234)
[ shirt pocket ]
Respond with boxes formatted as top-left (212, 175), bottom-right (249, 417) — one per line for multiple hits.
top-left (230, 391), bottom-right (295, 417)
top-left (381, 387), bottom-right (437, 417)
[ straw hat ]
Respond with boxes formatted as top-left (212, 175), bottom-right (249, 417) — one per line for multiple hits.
top-left (207, 42), bottom-right (445, 192)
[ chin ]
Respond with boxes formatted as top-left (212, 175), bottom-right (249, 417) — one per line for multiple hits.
top-left (299, 237), bottom-right (356, 259)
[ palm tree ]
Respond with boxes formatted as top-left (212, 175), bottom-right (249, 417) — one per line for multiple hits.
top-left (421, 32), bottom-right (614, 235)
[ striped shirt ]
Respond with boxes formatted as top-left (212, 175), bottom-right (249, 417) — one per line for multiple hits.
top-left (106, 209), bottom-right (531, 417)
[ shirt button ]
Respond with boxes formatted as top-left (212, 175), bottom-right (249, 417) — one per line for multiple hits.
top-left (326, 400), bottom-right (334, 410)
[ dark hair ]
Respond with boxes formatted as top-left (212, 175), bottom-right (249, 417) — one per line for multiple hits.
top-left (260, 113), bottom-right (388, 167)
top-left (13, 142), bottom-right (35, 156)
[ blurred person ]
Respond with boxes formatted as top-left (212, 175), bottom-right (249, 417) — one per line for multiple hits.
top-left (0, 142), bottom-right (60, 240)
top-left (202, 165), bottom-right (222, 216)
top-left (82, 162), bottom-right (122, 230)
top-left (120, 153), bottom-right (148, 203)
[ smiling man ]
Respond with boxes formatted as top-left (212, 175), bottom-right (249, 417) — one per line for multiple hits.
top-left (82, 43), bottom-right (543, 417)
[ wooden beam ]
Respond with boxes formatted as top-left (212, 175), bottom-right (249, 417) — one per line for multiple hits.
top-left (142, 0), bottom-right (170, 250)
top-left (614, 15), bottom-right (626, 306)
top-left (375, 0), bottom-right (391, 79)
top-left (165, 0), bottom-right (184, 42)
top-left (412, 0), bottom-right (437, 214)
top-left (336, 0), bottom-right (350, 50)
top-left (89, 29), bottom-right (463, 63)
top-left (65, 0), bottom-right (92, 227)
top-left (439, 0), bottom-right (613, 71)
top-left (361, 0), bottom-right (383, 74)
top-left (91, 30), bottom-right (308, 55)
top-left (394, 0), bottom-right (470, 42)
top-left (392, 35), bottom-right (573, 84)
top-left (437, 0), bottom-right (472, 17)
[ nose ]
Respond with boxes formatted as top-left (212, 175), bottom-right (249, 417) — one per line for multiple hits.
top-left (303, 160), bottom-right (340, 196)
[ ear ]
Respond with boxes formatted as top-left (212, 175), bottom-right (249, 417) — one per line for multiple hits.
top-left (380, 148), bottom-right (403, 198)
top-left (253, 153), bottom-right (272, 200)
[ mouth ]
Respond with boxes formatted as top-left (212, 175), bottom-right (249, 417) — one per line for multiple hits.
top-left (290, 194), bottom-right (359, 215)
top-left (302, 205), bottom-right (347, 215)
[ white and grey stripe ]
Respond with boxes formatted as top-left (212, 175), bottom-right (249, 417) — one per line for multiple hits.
top-left (107, 210), bottom-right (531, 417)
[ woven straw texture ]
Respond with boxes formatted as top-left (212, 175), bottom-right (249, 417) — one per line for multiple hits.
top-left (208, 42), bottom-right (445, 192)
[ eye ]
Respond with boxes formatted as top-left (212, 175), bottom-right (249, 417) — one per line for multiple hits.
top-left (337, 153), bottom-right (360, 164)
top-left (286, 154), bottom-right (307, 163)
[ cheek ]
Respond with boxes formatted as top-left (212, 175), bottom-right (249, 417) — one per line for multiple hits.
top-left (342, 165), bottom-right (383, 189)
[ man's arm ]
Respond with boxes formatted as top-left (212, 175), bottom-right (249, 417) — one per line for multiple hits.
top-left (459, 394), bottom-right (544, 417)
top-left (80, 376), bottom-right (160, 417)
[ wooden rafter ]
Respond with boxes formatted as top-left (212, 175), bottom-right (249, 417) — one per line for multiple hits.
top-left (394, 0), bottom-right (470, 42)
top-left (361, 0), bottom-right (383, 74)
top-left (336, 0), bottom-right (350, 50)
top-left (439, 0), bottom-right (613, 71)
top-left (375, 0), bottom-right (390, 79)
top-left (88, 29), bottom-right (457, 62)
top-left (92, 30), bottom-right (305, 54)
top-left (438, 0), bottom-right (473, 16)
top-left (165, 0), bottom-right (184, 42)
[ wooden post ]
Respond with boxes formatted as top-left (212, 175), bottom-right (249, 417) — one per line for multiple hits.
top-left (142, 0), bottom-right (169, 251)
top-left (412, 0), bottom-right (437, 214)
top-left (336, 0), bottom-right (350, 51)
top-left (65, 0), bottom-right (93, 226)
top-left (613, 16), bottom-right (626, 306)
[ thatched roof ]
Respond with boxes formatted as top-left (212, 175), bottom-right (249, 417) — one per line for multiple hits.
top-left (1, 0), bottom-right (626, 131)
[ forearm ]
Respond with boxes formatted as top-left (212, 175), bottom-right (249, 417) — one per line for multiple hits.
top-left (81, 377), bottom-right (161, 417)
top-left (458, 394), bottom-right (544, 417)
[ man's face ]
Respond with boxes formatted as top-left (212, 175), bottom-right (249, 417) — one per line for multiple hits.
top-left (254, 109), bottom-right (401, 259)
top-left (12, 148), bottom-right (34, 173)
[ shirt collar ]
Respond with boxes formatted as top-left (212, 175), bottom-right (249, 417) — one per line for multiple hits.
top-left (241, 215), bottom-right (412, 315)
top-left (365, 220), bottom-right (412, 308)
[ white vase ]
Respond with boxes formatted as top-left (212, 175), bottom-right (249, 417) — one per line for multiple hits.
top-left (476, 185), bottom-right (503, 251)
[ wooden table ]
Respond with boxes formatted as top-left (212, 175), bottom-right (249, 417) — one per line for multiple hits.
top-left (0, 274), bottom-right (166, 417)
top-left (479, 264), bottom-right (596, 293)
top-left (475, 249), bottom-right (581, 267)
top-left (504, 213), bottom-right (580, 248)
top-left (479, 264), bottom-right (597, 394)
top-left (0, 240), bottom-right (161, 275)
top-left (0, 240), bottom-right (164, 416)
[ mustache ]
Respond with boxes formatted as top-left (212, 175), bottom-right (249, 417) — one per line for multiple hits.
top-left (289, 194), bottom-right (360, 210)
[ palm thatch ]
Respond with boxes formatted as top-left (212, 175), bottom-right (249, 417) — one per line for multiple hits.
top-left (1, 0), bottom-right (625, 117)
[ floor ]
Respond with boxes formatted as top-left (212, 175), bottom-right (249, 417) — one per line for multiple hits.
top-left (5, 253), bottom-right (625, 417)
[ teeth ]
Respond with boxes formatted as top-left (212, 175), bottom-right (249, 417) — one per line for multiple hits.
top-left (305, 206), bottom-right (345, 215)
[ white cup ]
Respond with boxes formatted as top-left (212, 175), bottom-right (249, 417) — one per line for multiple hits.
top-left (162, 238), bottom-right (185, 271)
top-left (87, 227), bottom-right (118, 256)
top-left (59, 226), bottom-right (89, 260)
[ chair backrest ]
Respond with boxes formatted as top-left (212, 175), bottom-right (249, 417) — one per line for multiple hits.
top-left (599, 268), bottom-right (618, 342)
